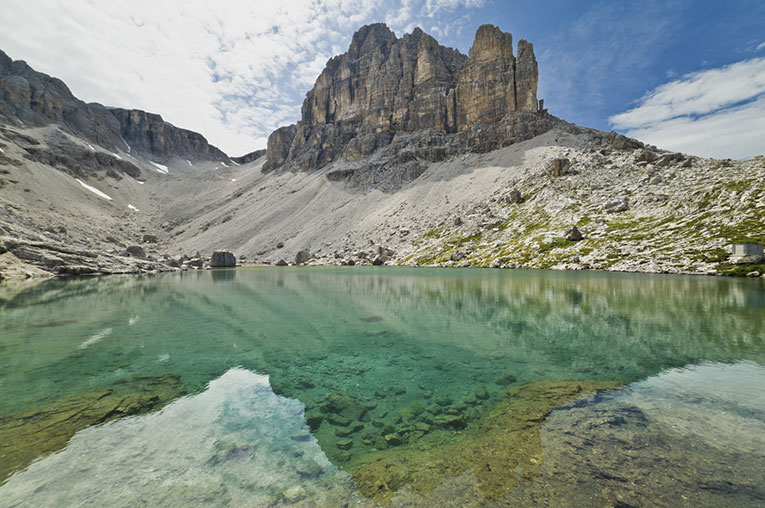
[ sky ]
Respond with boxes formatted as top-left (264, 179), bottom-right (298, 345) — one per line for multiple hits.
top-left (1, 0), bottom-right (763, 159)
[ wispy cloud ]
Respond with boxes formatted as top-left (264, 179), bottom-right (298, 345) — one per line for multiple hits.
top-left (538, 0), bottom-right (680, 124)
top-left (610, 57), bottom-right (765, 159)
top-left (0, 0), bottom-right (482, 156)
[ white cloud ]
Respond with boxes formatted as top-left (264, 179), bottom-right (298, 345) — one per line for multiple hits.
top-left (610, 58), bottom-right (765, 159)
top-left (619, 96), bottom-right (765, 160)
top-left (0, 0), bottom-right (482, 156)
top-left (757, 41), bottom-right (765, 52)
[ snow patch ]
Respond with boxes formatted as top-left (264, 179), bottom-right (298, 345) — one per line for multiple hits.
top-left (231, 178), bottom-right (237, 182)
top-left (0, 147), bottom-right (4, 153)
top-left (186, 160), bottom-right (193, 167)
top-left (111, 152), bottom-right (123, 160)
top-left (121, 137), bottom-right (131, 153)
top-left (87, 144), bottom-right (95, 151)
top-left (128, 204), bottom-right (139, 211)
top-left (150, 161), bottom-right (169, 174)
top-left (128, 315), bottom-right (140, 326)
top-left (231, 160), bottom-right (240, 166)
top-left (79, 328), bottom-right (113, 349)
top-left (221, 161), bottom-right (229, 167)
top-left (76, 179), bottom-right (113, 200)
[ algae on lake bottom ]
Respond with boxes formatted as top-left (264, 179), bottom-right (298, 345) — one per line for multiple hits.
top-left (0, 374), bottom-right (186, 483)
top-left (349, 378), bottom-right (622, 502)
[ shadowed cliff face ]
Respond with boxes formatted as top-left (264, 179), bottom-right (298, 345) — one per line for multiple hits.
top-left (264, 23), bottom-right (546, 178)
top-left (0, 50), bottom-right (228, 162)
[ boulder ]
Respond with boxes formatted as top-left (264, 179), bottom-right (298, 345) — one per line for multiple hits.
top-left (604, 198), bottom-right (628, 213)
top-left (275, 259), bottom-right (288, 266)
top-left (125, 245), bottom-right (145, 258)
top-left (295, 250), bottom-right (311, 265)
top-left (548, 158), bottom-right (570, 177)
top-left (634, 149), bottom-right (658, 163)
top-left (565, 226), bottom-right (583, 241)
top-left (655, 152), bottom-right (684, 167)
top-left (142, 234), bottom-right (158, 243)
top-left (209, 250), bottom-right (236, 267)
top-left (504, 189), bottom-right (523, 204)
top-left (451, 251), bottom-right (467, 261)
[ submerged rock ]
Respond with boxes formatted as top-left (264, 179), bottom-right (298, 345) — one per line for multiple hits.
top-left (283, 485), bottom-right (306, 503)
top-left (495, 373), bottom-right (518, 386)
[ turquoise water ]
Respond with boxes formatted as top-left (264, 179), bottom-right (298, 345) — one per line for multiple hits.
top-left (0, 267), bottom-right (763, 506)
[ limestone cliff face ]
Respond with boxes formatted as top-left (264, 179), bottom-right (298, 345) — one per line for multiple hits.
top-left (0, 50), bottom-right (227, 162)
top-left (264, 24), bottom-right (546, 176)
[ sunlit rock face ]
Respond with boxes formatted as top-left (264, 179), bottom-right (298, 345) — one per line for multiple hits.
top-left (263, 23), bottom-right (546, 177)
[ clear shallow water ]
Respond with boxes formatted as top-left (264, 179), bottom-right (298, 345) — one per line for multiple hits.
top-left (0, 267), bottom-right (763, 507)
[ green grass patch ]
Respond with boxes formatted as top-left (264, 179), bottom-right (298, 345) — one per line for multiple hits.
top-left (716, 263), bottom-right (765, 277)
top-left (424, 227), bottom-right (444, 239)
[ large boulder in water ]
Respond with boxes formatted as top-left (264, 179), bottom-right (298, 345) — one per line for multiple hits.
top-left (209, 250), bottom-right (236, 267)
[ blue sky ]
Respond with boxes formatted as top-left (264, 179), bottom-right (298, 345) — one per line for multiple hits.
top-left (1, 0), bottom-right (763, 158)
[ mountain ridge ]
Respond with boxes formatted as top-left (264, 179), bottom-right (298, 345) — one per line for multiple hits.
top-left (0, 49), bottom-right (229, 163)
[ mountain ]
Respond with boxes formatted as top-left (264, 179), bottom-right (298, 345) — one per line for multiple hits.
top-left (263, 24), bottom-right (560, 189)
top-left (0, 49), bottom-right (227, 162)
top-left (0, 24), bottom-right (763, 282)
top-left (0, 49), bottom-right (236, 280)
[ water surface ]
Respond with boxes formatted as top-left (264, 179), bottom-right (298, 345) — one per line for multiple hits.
top-left (0, 267), bottom-right (763, 506)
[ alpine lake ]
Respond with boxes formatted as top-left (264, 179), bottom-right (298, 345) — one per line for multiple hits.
top-left (0, 267), bottom-right (763, 507)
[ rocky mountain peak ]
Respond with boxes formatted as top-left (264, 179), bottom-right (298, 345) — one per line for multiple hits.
top-left (347, 23), bottom-right (397, 58)
top-left (469, 24), bottom-right (514, 62)
top-left (264, 23), bottom-right (547, 182)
